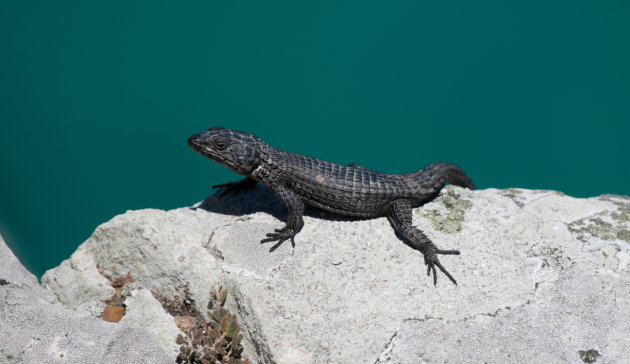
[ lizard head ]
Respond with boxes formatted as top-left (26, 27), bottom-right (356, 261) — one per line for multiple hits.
top-left (188, 127), bottom-right (263, 175)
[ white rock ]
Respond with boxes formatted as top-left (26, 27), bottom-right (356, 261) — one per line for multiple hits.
top-left (40, 186), bottom-right (630, 363)
top-left (0, 234), bottom-right (170, 363)
top-left (119, 288), bottom-right (184, 355)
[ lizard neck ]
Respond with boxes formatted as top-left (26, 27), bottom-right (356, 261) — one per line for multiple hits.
top-left (250, 146), bottom-right (283, 184)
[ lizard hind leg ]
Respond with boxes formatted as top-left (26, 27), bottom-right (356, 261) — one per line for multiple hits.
top-left (387, 199), bottom-right (460, 286)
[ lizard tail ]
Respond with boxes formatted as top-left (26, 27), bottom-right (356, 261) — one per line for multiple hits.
top-left (415, 162), bottom-right (475, 190)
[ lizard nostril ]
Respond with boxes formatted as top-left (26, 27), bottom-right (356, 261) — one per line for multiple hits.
top-left (187, 135), bottom-right (200, 148)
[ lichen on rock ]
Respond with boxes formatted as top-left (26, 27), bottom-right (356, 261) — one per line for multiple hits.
top-left (419, 185), bottom-right (473, 233)
top-left (568, 196), bottom-right (630, 244)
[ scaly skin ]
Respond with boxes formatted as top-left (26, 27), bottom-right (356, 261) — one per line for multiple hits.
top-left (188, 127), bottom-right (475, 285)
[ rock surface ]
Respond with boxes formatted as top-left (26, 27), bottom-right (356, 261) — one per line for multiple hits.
top-left (38, 185), bottom-right (630, 363)
top-left (0, 235), bottom-right (171, 363)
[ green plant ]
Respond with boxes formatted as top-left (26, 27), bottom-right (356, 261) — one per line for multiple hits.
top-left (175, 285), bottom-right (248, 364)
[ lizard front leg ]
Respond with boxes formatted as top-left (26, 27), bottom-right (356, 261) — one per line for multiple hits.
top-left (387, 199), bottom-right (460, 285)
top-left (260, 183), bottom-right (305, 252)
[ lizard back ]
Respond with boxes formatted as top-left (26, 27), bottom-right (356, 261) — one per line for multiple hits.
top-left (267, 148), bottom-right (472, 217)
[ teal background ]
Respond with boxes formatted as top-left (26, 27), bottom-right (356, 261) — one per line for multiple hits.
top-left (1, 1), bottom-right (629, 278)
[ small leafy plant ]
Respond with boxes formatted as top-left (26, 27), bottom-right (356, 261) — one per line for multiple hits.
top-left (175, 285), bottom-right (248, 364)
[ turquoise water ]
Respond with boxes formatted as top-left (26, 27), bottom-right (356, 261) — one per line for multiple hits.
top-left (1, 1), bottom-right (629, 277)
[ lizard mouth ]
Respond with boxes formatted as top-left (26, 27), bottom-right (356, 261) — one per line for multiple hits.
top-left (187, 135), bottom-right (240, 171)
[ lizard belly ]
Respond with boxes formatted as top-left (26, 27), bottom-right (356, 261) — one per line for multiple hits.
top-left (289, 180), bottom-right (389, 217)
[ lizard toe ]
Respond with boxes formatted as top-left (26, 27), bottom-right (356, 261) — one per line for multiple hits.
top-left (436, 249), bottom-right (460, 255)
top-left (423, 250), bottom-right (458, 286)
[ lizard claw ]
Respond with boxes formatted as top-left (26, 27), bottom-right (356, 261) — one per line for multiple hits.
top-left (260, 228), bottom-right (297, 252)
top-left (423, 248), bottom-right (460, 286)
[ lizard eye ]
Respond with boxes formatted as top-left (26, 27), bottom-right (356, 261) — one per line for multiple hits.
top-left (214, 140), bottom-right (228, 150)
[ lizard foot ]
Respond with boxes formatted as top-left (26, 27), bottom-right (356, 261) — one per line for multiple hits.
top-left (423, 248), bottom-right (460, 286)
top-left (212, 178), bottom-right (257, 197)
top-left (260, 227), bottom-right (297, 252)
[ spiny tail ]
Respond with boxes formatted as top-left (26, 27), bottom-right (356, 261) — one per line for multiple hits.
top-left (415, 162), bottom-right (475, 190)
